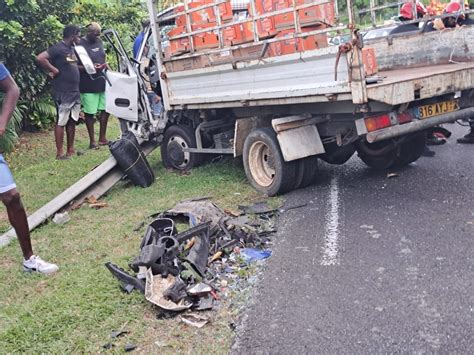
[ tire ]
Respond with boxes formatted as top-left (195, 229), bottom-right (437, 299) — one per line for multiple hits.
top-left (319, 143), bottom-right (356, 165)
top-left (394, 133), bottom-right (426, 167)
top-left (357, 140), bottom-right (398, 170)
top-left (294, 156), bottom-right (319, 189)
top-left (161, 125), bottom-right (203, 170)
top-left (243, 127), bottom-right (298, 196)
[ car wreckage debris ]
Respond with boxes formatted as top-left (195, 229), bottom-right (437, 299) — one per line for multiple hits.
top-left (105, 262), bottom-right (145, 293)
top-left (105, 198), bottom-right (276, 320)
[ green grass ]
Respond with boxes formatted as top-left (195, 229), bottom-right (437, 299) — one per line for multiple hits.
top-left (0, 120), bottom-right (266, 353)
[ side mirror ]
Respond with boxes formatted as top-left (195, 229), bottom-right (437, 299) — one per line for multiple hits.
top-left (75, 45), bottom-right (96, 75)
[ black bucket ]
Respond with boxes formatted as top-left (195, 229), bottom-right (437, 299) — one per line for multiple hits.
top-left (109, 131), bottom-right (155, 187)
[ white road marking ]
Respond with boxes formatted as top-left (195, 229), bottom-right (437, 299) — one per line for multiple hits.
top-left (321, 176), bottom-right (340, 266)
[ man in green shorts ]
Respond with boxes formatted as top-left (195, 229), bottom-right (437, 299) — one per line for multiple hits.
top-left (78, 23), bottom-right (109, 149)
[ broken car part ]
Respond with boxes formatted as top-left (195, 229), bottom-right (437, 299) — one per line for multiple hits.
top-left (163, 277), bottom-right (188, 303)
top-left (144, 269), bottom-right (192, 311)
top-left (185, 224), bottom-right (210, 277)
top-left (105, 262), bottom-right (145, 293)
top-left (187, 283), bottom-right (212, 296)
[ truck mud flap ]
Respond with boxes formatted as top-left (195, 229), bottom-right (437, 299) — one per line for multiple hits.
top-left (271, 115), bottom-right (325, 162)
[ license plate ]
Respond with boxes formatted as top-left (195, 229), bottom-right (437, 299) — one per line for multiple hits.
top-left (417, 100), bottom-right (459, 119)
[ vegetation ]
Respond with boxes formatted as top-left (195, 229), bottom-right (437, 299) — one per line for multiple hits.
top-left (0, 0), bottom-right (147, 150)
top-left (0, 120), bottom-right (263, 352)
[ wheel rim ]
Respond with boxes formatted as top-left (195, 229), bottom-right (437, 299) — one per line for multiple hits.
top-left (248, 141), bottom-right (275, 187)
top-left (167, 135), bottom-right (191, 169)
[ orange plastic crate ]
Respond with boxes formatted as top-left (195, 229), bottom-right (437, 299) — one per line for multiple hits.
top-left (168, 26), bottom-right (186, 39)
top-left (192, 23), bottom-right (219, 50)
top-left (256, 17), bottom-right (278, 38)
top-left (223, 23), bottom-right (255, 45)
top-left (362, 47), bottom-right (378, 75)
top-left (223, 25), bottom-right (243, 46)
top-left (269, 27), bottom-right (328, 56)
top-left (170, 37), bottom-right (190, 55)
top-left (176, 1), bottom-right (233, 26)
top-left (297, 1), bottom-right (335, 26)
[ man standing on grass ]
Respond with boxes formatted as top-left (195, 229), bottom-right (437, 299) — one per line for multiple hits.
top-left (36, 25), bottom-right (82, 160)
top-left (0, 62), bottom-right (58, 274)
top-left (78, 22), bottom-right (109, 149)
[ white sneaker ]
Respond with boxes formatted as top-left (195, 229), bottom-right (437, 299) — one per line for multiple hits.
top-left (23, 255), bottom-right (59, 274)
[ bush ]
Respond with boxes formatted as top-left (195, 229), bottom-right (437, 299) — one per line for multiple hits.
top-left (0, 0), bottom-right (146, 151)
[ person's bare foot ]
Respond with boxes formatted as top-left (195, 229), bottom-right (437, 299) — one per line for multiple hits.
top-left (56, 155), bottom-right (70, 160)
top-left (66, 150), bottom-right (75, 157)
top-left (89, 143), bottom-right (99, 150)
top-left (98, 140), bottom-right (109, 146)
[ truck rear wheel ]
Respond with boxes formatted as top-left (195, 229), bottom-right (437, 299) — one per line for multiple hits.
top-left (161, 125), bottom-right (203, 170)
top-left (394, 133), bottom-right (426, 167)
top-left (243, 128), bottom-right (297, 196)
top-left (294, 156), bottom-right (319, 189)
top-left (357, 140), bottom-right (397, 170)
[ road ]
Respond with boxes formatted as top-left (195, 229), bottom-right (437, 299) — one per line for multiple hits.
top-left (233, 124), bottom-right (473, 354)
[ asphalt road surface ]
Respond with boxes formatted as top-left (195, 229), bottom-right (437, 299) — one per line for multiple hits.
top-left (233, 124), bottom-right (473, 354)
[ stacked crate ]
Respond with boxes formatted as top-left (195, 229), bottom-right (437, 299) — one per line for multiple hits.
top-left (169, 0), bottom-right (233, 55)
top-left (167, 0), bottom-right (334, 57)
top-left (249, 0), bottom-right (334, 55)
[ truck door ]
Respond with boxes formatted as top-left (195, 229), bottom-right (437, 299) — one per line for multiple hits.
top-left (102, 29), bottom-right (154, 137)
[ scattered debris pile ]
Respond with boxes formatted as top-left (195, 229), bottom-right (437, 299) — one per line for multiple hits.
top-left (106, 198), bottom-right (275, 323)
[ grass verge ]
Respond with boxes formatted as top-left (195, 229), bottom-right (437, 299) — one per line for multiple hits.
top-left (0, 120), bottom-right (267, 353)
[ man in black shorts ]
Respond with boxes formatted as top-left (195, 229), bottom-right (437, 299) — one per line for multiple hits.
top-left (37, 25), bottom-right (81, 160)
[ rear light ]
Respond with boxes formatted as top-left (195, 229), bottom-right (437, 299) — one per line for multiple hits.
top-left (397, 112), bottom-right (413, 124)
top-left (364, 114), bottom-right (391, 132)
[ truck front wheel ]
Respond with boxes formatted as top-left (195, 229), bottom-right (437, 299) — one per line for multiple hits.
top-left (243, 128), bottom-right (297, 196)
top-left (161, 125), bottom-right (202, 170)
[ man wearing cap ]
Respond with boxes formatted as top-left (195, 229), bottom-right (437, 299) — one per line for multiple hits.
top-left (0, 62), bottom-right (59, 274)
top-left (78, 22), bottom-right (109, 149)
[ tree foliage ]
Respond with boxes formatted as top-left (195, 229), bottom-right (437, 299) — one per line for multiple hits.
top-left (0, 0), bottom-right (146, 151)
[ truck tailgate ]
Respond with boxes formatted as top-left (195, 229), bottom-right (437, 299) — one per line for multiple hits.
top-left (366, 62), bottom-right (474, 105)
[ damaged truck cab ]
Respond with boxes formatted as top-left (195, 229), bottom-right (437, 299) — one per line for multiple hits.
top-left (104, 0), bottom-right (474, 196)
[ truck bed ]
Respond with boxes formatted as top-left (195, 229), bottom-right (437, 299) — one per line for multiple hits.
top-left (164, 46), bottom-right (352, 110)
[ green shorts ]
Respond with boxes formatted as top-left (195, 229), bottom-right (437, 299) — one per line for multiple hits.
top-left (80, 92), bottom-right (106, 115)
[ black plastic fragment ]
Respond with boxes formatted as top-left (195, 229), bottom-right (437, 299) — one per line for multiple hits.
top-left (185, 224), bottom-right (210, 276)
top-left (105, 262), bottom-right (145, 293)
top-left (163, 277), bottom-right (187, 303)
top-left (124, 343), bottom-right (137, 352)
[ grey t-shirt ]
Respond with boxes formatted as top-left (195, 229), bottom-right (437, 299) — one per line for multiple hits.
top-left (47, 41), bottom-right (80, 94)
